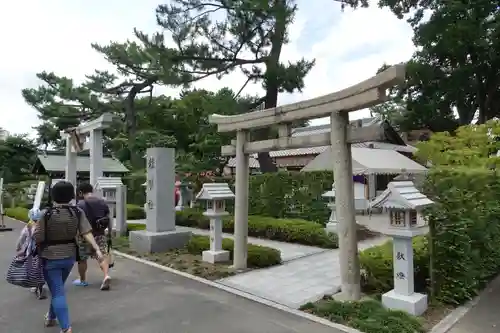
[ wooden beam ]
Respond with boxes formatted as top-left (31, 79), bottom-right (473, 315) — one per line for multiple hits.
top-left (220, 125), bottom-right (385, 156)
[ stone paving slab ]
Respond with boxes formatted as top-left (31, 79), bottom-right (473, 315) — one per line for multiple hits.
top-left (126, 219), bottom-right (326, 262)
top-left (218, 236), bottom-right (389, 309)
top-left (0, 218), bottom-right (342, 333)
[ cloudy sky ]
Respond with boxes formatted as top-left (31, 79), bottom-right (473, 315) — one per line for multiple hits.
top-left (0, 0), bottom-right (415, 136)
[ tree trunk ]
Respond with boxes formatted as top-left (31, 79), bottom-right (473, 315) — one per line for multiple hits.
top-left (124, 79), bottom-right (155, 169)
top-left (254, 0), bottom-right (287, 174)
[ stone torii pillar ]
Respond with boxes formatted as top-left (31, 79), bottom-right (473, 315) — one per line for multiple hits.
top-left (60, 113), bottom-right (115, 187)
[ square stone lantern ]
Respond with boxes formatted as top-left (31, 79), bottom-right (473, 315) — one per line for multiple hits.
top-left (322, 184), bottom-right (337, 233)
top-left (370, 180), bottom-right (433, 316)
top-left (195, 183), bottom-right (235, 263)
top-left (95, 177), bottom-right (127, 236)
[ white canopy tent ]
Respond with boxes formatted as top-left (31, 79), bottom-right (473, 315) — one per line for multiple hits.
top-left (301, 147), bottom-right (427, 175)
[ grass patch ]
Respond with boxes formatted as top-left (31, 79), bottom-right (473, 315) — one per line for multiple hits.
top-left (112, 236), bottom-right (236, 280)
top-left (113, 234), bottom-right (281, 280)
top-left (300, 295), bottom-right (453, 333)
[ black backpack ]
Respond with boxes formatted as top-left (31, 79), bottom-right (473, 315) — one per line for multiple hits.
top-left (83, 200), bottom-right (110, 233)
top-left (39, 206), bottom-right (82, 259)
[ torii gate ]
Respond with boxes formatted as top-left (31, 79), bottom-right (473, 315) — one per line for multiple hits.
top-left (209, 64), bottom-right (406, 300)
top-left (60, 113), bottom-right (116, 187)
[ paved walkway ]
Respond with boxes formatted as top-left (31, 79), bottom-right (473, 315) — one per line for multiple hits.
top-left (127, 219), bottom-right (326, 262)
top-left (0, 218), bottom-right (341, 333)
top-left (447, 274), bottom-right (500, 333)
top-left (219, 236), bottom-right (389, 308)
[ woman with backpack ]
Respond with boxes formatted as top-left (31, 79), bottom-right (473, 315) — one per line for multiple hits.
top-left (33, 181), bottom-right (103, 333)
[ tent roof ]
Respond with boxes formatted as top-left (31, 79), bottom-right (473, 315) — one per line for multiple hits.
top-left (301, 147), bottom-right (427, 175)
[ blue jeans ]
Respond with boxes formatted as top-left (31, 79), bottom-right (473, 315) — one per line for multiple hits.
top-left (43, 257), bottom-right (75, 330)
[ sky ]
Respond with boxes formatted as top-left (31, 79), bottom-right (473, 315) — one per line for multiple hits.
top-left (0, 0), bottom-right (416, 136)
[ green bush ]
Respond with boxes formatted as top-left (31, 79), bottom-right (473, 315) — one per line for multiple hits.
top-left (186, 235), bottom-right (281, 268)
top-left (300, 298), bottom-right (425, 333)
top-left (127, 204), bottom-right (145, 220)
top-left (424, 168), bottom-right (500, 304)
top-left (175, 208), bottom-right (338, 248)
top-left (126, 223), bottom-right (146, 233)
top-left (359, 237), bottom-right (429, 294)
top-left (248, 171), bottom-right (334, 223)
top-left (5, 207), bottom-right (29, 222)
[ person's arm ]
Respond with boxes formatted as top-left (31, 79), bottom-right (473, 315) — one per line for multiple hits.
top-left (78, 208), bottom-right (103, 257)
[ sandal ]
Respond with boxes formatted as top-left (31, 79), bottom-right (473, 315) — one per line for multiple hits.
top-left (44, 313), bottom-right (57, 327)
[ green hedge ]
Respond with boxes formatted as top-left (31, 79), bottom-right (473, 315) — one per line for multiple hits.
top-left (248, 171), bottom-right (334, 223)
top-left (187, 235), bottom-right (281, 268)
top-left (424, 169), bottom-right (500, 304)
top-left (123, 171), bottom-right (334, 222)
top-left (360, 168), bottom-right (500, 305)
top-left (175, 208), bottom-right (337, 248)
top-left (5, 205), bottom-right (145, 222)
top-left (126, 204), bottom-right (145, 220)
top-left (360, 237), bottom-right (429, 294)
top-left (5, 207), bottom-right (30, 222)
top-left (123, 227), bottom-right (281, 268)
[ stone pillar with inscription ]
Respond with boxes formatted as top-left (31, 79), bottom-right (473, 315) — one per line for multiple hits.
top-left (370, 181), bottom-right (434, 316)
top-left (129, 148), bottom-right (191, 253)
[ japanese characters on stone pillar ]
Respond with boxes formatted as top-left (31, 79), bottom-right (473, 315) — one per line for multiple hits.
top-left (370, 181), bottom-right (434, 316)
top-left (95, 177), bottom-right (127, 236)
top-left (195, 183), bottom-right (235, 263)
top-left (144, 148), bottom-right (175, 232)
top-left (129, 148), bottom-right (191, 254)
top-left (322, 184), bottom-right (337, 234)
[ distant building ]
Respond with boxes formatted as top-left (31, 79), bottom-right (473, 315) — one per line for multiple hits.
top-left (0, 127), bottom-right (9, 140)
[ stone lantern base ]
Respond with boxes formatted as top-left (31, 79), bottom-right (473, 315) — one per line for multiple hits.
top-left (202, 249), bottom-right (230, 263)
top-left (382, 289), bottom-right (427, 316)
top-left (325, 221), bottom-right (339, 233)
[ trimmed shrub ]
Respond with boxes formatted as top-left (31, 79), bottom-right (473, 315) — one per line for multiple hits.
top-left (126, 223), bottom-right (146, 233)
top-left (300, 298), bottom-right (425, 333)
top-left (5, 207), bottom-right (29, 222)
top-left (127, 204), bottom-right (145, 220)
top-left (359, 236), bottom-right (429, 294)
top-left (186, 235), bottom-right (281, 268)
top-left (176, 208), bottom-right (337, 248)
top-left (248, 171), bottom-right (334, 223)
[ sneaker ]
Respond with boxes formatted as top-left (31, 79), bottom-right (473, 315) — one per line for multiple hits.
top-left (72, 279), bottom-right (89, 287)
top-left (44, 313), bottom-right (57, 327)
top-left (100, 276), bottom-right (111, 291)
top-left (61, 328), bottom-right (72, 333)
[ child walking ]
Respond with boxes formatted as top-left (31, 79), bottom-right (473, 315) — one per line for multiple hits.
top-left (16, 208), bottom-right (46, 300)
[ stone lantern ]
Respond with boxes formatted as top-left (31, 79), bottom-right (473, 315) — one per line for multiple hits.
top-left (95, 177), bottom-right (127, 236)
top-left (370, 180), bottom-right (433, 316)
top-left (195, 183), bottom-right (235, 263)
top-left (175, 181), bottom-right (193, 211)
top-left (322, 184), bottom-right (337, 233)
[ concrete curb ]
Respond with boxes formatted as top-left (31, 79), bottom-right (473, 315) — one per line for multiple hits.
top-left (113, 250), bottom-right (364, 333)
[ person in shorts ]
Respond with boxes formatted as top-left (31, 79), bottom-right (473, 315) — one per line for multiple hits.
top-left (72, 183), bottom-right (111, 290)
